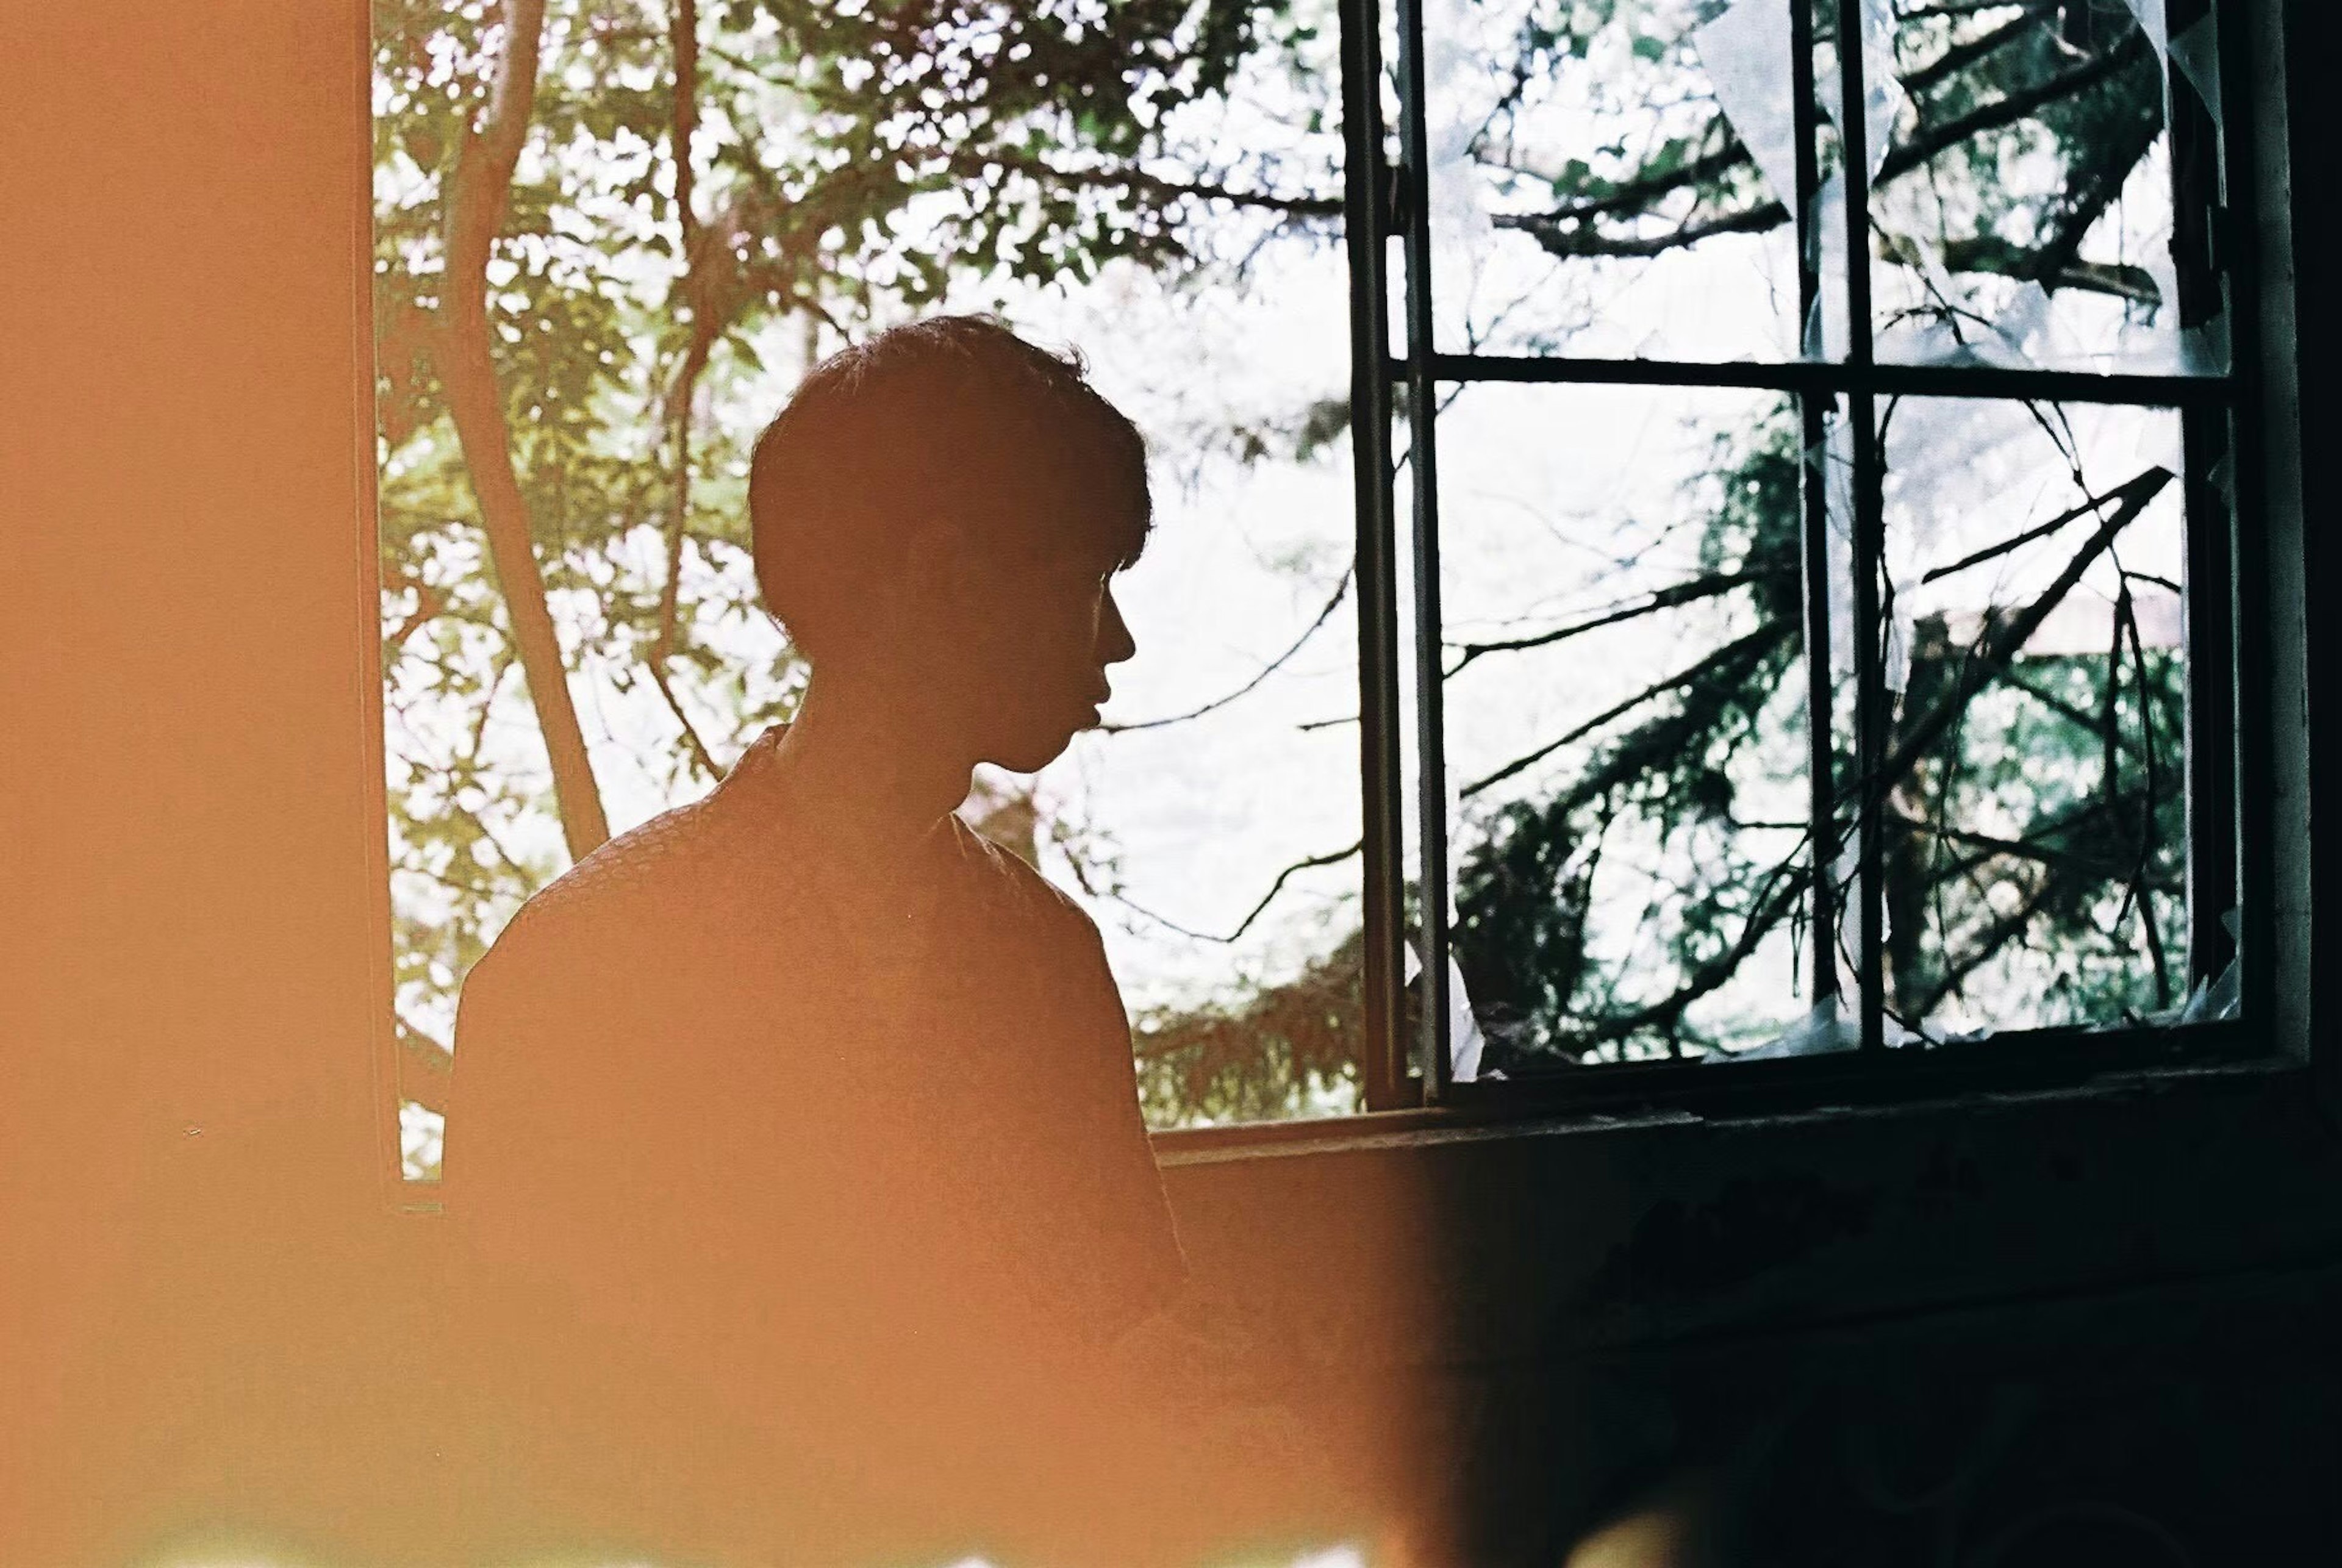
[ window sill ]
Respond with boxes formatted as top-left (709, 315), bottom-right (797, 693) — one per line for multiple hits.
top-left (1151, 1033), bottom-right (2293, 1167)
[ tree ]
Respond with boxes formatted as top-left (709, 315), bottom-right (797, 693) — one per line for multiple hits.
top-left (376, 0), bottom-right (2207, 1154)
top-left (374, 0), bottom-right (1345, 1149)
top-left (1134, 0), bottom-right (2207, 1101)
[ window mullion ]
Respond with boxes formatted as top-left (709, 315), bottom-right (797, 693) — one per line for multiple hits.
top-left (1392, 0), bottom-right (1452, 1100)
top-left (1338, 0), bottom-right (1411, 1111)
top-left (1834, 0), bottom-right (1888, 1051)
top-left (1790, 0), bottom-right (1840, 1009)
top-left (2171, 1), bottom-right (2238, 995)
top-left (2210, 0), bottom-right (2276, 1035)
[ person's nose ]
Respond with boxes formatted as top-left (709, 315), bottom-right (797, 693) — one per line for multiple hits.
top-left (1097, 585), bottom-right (1137, 668)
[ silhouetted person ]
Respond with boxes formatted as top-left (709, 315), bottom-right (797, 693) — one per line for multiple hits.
top-left (444, 318), bottom-right (1364, 1566)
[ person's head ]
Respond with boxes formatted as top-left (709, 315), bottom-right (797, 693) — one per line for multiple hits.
top-left (750, 315), bottom-right (1148, 773)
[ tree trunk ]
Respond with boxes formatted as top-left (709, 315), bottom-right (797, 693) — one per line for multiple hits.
top-left (435, 0), bottom-right (611, 860)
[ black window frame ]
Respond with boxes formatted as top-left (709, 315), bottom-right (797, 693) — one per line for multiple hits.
top-left (1331, 0), bottom-right (2274, 1115)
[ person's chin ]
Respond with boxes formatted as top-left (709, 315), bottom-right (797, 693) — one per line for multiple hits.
top-left (984, 704), bottom-right (1100, 773)
top-left (990, 729), bottom-right (1079, 775)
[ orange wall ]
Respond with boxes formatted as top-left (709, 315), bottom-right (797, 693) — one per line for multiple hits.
top-left (0, 4), bottom-right (400, 1558)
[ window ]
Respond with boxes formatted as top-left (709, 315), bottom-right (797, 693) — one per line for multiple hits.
top-left (1352, 0), bottom-right (2260, 1106)
top-left (373, 0), bottom-right (2265, 1181)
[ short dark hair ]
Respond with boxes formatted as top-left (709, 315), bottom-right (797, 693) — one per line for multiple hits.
top-left (748, 315), bottom-right (1150, 662)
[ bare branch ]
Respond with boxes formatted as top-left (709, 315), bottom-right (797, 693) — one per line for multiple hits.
top-left (1918, 473), bottom-right (2149, 584)
top-left (2002, 668), bottom-right (2149, 757)
top-left (384, 574), bottom-right (445, 650)
top-left (1073, 841), bottom-right (1362, 946)
top-left (1501, 136), bottom-right (1752, 227)
top-left (1103, 570), bottom-right (1351, 734)
top-left (1461, 622), bottom-right (1788, 801)
top-left (1444, 567), bottom-right (1772, 676)
top-left (646, 661), bottom-right (723, 782)
top-left (1568, 852), bottom-right (1809, 1051)
top-left (670, 0), bottom-right (698, 261)
top-left (1867, 465), bottom-right (2172, 795)
top-left (2018, 87), bottom-right (2161, 297)
top-left (1497, 199), bottom-right (1786, 260)
top-left (1553, 471), bottom-right (2168, 1051)
top-left (1910, 873), bottom-right (2056, 1017)
top-left (950, 150), bottom-right (1341, 221)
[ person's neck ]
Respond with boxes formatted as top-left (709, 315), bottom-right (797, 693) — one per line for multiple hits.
top-left (774, 668), bottom-right (973, 848)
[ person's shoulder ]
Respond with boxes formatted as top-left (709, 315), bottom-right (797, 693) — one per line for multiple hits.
top-left (956, 820), bottom-right (1099, 937)
top-left (464, 788), bottom-right (747, 1019)
top-left (514, 801), bottom-right (705, 942)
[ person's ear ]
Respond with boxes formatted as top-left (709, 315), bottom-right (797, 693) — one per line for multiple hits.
top-left (898, 517), bottom-right (981, 618)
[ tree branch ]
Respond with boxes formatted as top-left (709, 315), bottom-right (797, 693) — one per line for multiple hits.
top-left (384, 576), bottom-right (445, 650)
top-left (1497, 198), bottom-right (1787, 260)
top-left (1071, 841), bottom-right (1362, 947)
top-left (1900, 2), bottom-right (2059, 98)
top-left (1499, 30), bottom-right (2151, 268)
top-left (1504, 137), bottom-right (1753, 227)
top-left (1563, 469), bottom-right (2166, 1051)
top-left (395, 1014), bottom-right (455, 1115)
top-left (1567, 853), bottom-right (1808, 1051)
top-left (1864, 465), bottom-right (2172, 800)
top-left (1919, 473), bottom-right (2149, 584)
top-left (2018, 84), bottom-right (2161, 296)
top-left (1935, 235), bottom-right (2158, 302)
top-left (1910, 872), bottom-right (2057, 1018)
top-left (435, 0), bottom-right (611, 859)
top-left (952, 150), bottom-right (1341, 221)
top-left (1102, 570), bottom-right (1351, 734)
top-left (1878, 29), bottom-right (2152, 187)
top-left (1461, 622), bottom-right (1789, 801)
top-left (1444, 566), bottom-right (1774, 676)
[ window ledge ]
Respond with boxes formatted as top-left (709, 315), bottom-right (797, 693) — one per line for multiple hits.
top-left (1153, 1053), bottom-right (2305, 1168)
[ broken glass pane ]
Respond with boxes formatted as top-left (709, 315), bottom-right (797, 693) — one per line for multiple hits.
top-left (1436, 383), bottom-right (1814, 1067)
top-left (1867, 0), bottom-right (2225, 374)
top-left (1871, 398), bottom-right (2193, 1036)
top-left (1418, 0), bottom-right (1821, 361)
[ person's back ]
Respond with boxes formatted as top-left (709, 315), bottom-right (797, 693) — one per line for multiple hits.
top-left (443, 318), bottom-right (1215, 1563)
top-left (452, 723), bottom-right (1184, 1380)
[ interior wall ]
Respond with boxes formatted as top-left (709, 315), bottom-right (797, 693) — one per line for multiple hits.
top-left (0, 5), bottom-right (404, 1560)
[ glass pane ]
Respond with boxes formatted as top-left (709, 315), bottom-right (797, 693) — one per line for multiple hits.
top-left (1437, 383), bottom-right (1814, 1067)
top-left (1868, 1), bottom-right (2226, 374)
top-left (1871, 398), bottom-right (2197, 1036)
top-left (373, 1), bottom-right (1365, 1175)
top-left (1419, 0), bottom-right (1821, 361)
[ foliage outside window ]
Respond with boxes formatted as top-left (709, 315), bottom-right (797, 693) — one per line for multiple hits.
top-left (1363, 0), bottom-right (2248, 1101)
top-left (373, 0), bottom-right (2249, 1179)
